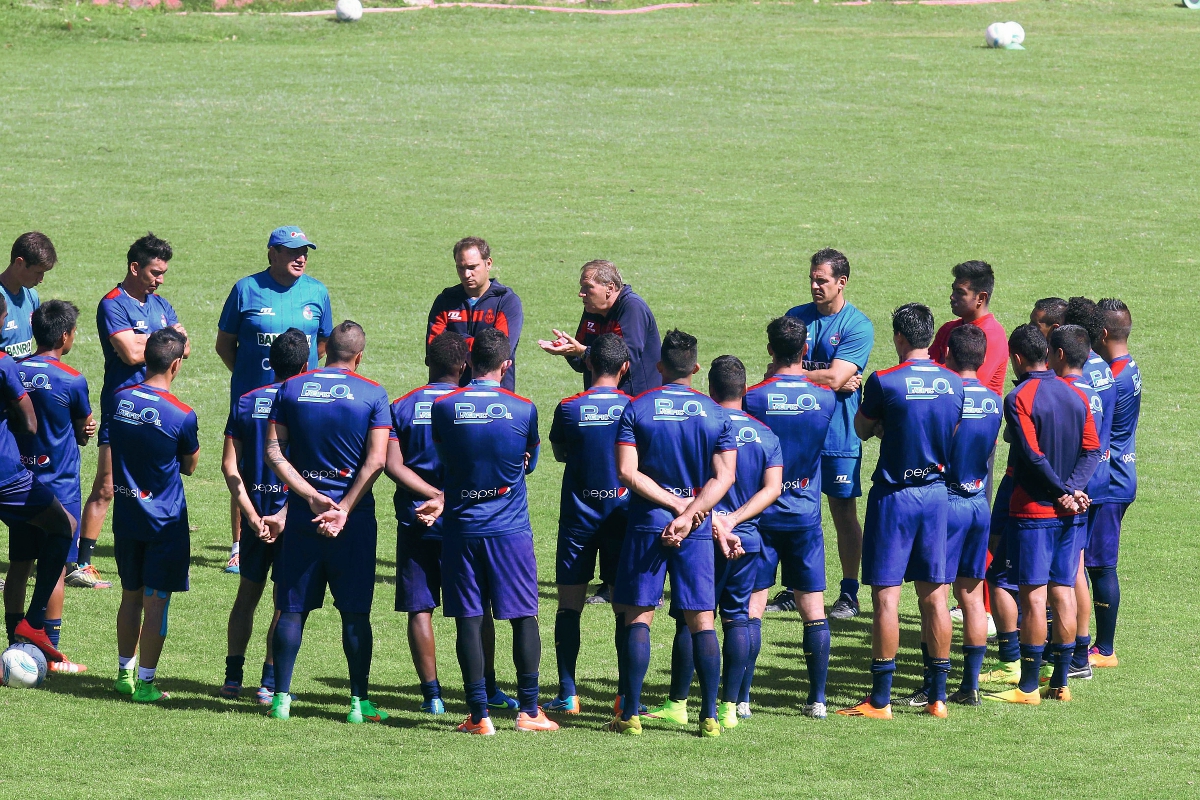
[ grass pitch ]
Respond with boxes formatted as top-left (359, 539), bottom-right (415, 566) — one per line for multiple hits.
top-left (1, 1), bottom-right (1198, 797)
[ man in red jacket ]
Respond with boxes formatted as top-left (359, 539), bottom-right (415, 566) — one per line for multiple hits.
top-left (929, 261), bottom-right (1008, 397)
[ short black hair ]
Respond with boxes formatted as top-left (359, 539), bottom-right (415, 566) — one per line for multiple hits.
top-left (426, 331), bottom-right (469, 378)
top-left (811, 248), bottom-right (850, 280)
top-left (1050, 324), bottom-right (1091, 370)
top-left (766, 316), bottom-right (807, 366)
top-left (1033, 297), bottom-right (1068, 327)
top-left (660, 329), bottom-right (699, 378)
top-left (10, 232), bottom-right (57, 269)
top-left (1064, 296), bottom-right (1102, 345)
top-left (453, 236), bottom-right (490, 262)
top-left (269, 328), bottom-right (310, 381)
top-left (145, 328), bottom-right (187, 375)
top-left (1008, 323), bottom-right (1048, 365)
top-left (708, 355), bottom-right (747, 403)
top-left (471, 327), bottom-right (511, 374)
top-left (1097, 298), bottom-right (1132, 341)
top-left (892, 303), bottom-right (935, 349)
top-left (326, 320), bottom-right (366, 363)
top-left (31, 299), bottom-right (79, 350)
top-left (588, 333), bottom-right (630, 378)
top-left (952, 260), bottom-right (995, 298)
top-left (947, 324), bottom-right (987, 372)
top-left (127, 232), bottom-right (172, 268)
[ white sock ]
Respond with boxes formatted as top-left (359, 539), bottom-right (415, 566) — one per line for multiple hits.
top-left (231, 541), bottom-right (240, 556)
top-left (138, 666), bottom-right (156, 683)
top-left (118, 655), bottom-right (136, 670)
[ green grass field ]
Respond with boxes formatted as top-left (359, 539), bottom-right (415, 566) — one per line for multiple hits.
top-left (1, 0), bottom-right (1198, 796)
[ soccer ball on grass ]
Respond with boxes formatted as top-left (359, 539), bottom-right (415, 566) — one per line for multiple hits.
top-left (2, 643), bottom-right (48, 689)
top-left (336, 0), bottom-right (363, 21)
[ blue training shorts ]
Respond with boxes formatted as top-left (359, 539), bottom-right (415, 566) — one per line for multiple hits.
top-left (274, 509), bottom-right (377, 615)
top-left (114, 524), bottom-right (191, 593)
top-left (946, 491), bottom-right (990, 582)
top-left (613, 529), bottom-right (715, 612)
top-left (395, 524), bottom-right (442, 613)
top-left (755, 526), bottom-right (825, 593)
top-left (7, 491), bottom-right (76, 563)
top-left (442, 532), bottom-right (539, 619)
top-left (820, 455), bottom-right (862, 499)
top-left (238, 515), bottom-right (279, 585)
top-left (555, 512), bottom-right (626, 586)
top-left (1007, 515), bottom-right (1085, 588)
top-left (1084, 502), bottom-right (1128, 569)
top-left (861, 482), bottom-right (948, 587)
top-left (714, 546), bottom-right (759, 620)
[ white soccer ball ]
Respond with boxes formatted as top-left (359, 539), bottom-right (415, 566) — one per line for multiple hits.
top-left (335, 0), bottom-right (363, 22)
top-left (2, 644), bottom-right (47, 689)
top-left (1005, 22), bottom-right (1025, 46)
top-left (985, 22), bottom-right (1013, 49)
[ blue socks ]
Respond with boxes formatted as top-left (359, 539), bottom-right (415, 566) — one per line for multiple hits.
top-left (420, 679), bottom-right (441, 702)
top-left (870, 658), bottom-right (895, 708)
top-left (455, 616), bottom-right (488, 722)
top-left (720, 619), bottom-right (749, 703)
top-left (271, 612), bottom-right (306, 695)
top-left (1072, 634), bottom-right (1091, 670)
top-left (517, 673), bottom-right (540, 716)
top-left (510, 616), bottom-right (541, 716)
top-left (340, 611), bottom-right (373, 700)
top-left (802, 619), bottom-right (830, 705)
top-left (692, 629), bottom-right (720, 722)
top-left (76, 537), bottom-right (97, 568)
top-left (1088, 566), bottom-right (1120, 656)
top-left (622, 622), bottom-right (651, 721)
top-left (840, 578), bottom-right (860, 602)
top-left (1018, 643), bottom-right (1045, 693)
top-left (261, 662), bottom-right (276, 691)
top-left (465, 679), bottom-right (489, 723)
top-left (1049, 642), bottom-right (1074, 689)
top-left (961, 644), bottom-right (987, 692)
top-left (225, 654), bottom-right (245, 685)
top-left (44, 618), bottom-right (61, 649)
top-left (614, 612), bottom-right (628, 707)
top-left (919, 641), bottom-right (933, 696)
top-left (554, 609), bottom-right (581, 698)
top-left (669, 619), bottom-right (694, 701)
top-left (26, 532), bottom-right (72, 629)
top-left (930, 658), bottom-right (951, 703)
top-left (739, 617), bottom-right (762, 705)
top-left (997, 630), bottom-right (1020, 663)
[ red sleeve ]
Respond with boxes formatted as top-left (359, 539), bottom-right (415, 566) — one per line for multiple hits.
top-left (427, 310), bottom-right (448, 345)
top-left (928, 321), bottom-right (954, 365)
top-left (979, 321), bottom-right (1010, 395)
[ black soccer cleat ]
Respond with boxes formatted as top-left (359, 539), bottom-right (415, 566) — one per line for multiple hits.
top-left (764, 590), bottom-right (796, 613)
top-left (899, 689), bottom-right (929, 708)
top-left (828, 593), bottom-right (860, 620)
top-left (948, 689), bottom-right (982, 706)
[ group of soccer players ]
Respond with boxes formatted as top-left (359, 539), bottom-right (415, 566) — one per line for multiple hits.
top-left (0, 229), bottom-right (1141, 738)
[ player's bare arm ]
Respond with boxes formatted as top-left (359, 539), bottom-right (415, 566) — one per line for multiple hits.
top-left (385, 438), bottom-right (441, 500)
top-left (667, 448), bottom-right (737, 545)
top-left (804, 358), bottom-right (861, 392)
top-left (853, 410), bottom-right (878, 442)
top-left (9, 393), bottom-right (36, 436)
top-left (222, 436), bottom-right (261, 532)
top-left (260, 503), bottom-right (287, 543)
top-left (264, 421), bottom-right (332, 515)
top-left (109, 329), bottom-right (149, 366)
top-left (72, 412), bottom-right (96, 446)
top-left (215, 329), bottom-right (238, 372)
top-left (615, 443), bottom-right (689, 516)
top-left (315, 427), bottom-right (389, 535)
top-left (171, 323), bottom-right (191, 358)
top-left (538, 328), bottom-right (585, 357)
top-left (180, 447), bottom-right (200, 476)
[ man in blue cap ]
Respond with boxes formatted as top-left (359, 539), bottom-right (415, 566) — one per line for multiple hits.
top-left (215, 226), bottom-right (334, 574)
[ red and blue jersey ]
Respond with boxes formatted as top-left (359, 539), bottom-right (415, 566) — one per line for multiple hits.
top-left (1097, 354), bottom-right (1141, 504)
top-left (549, 386), bottom-right (631, 533)
top-left (616, 384), bottom-right (737, 537)
top-left (426, 281), bottom-right (524, 391)
top-left (714, 410), bottom-right (782, 553)
top-left (0, 354), bottom-right (30, 485)
top-left (742, 375), bottom-right (837, 531)
top-left (389, 381), bottom-right (458, 539)
top-left (218, 271), bottom-right (334, 403)
top-left (109, 384), bottom-right (199, 540)
top-left (0, 284), bottom-right (39, 360)
top-left (431, 380), bottom-right (540, 538)
top-left (224, 382), bottom-right (288, 519)
top-left (947, 377), bottom-right (1002, 497)
top-left (859, 358), bottom-right (964, 487)
top-left (1081, 351), bottom-right (1117, 500)
top-left (567, 286), bottom-right (662, 397)
top-left (96, 286), bottom-right (179, 407)
top-left (1003, 370), bottom-right (1101, 519)
top-left (15, 356), bottom-right (91, 505)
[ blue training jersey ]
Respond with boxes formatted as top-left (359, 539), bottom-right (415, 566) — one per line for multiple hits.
top-left (859, 358), bottom-right (964, 487)
top-left (0, 284), bottom-right (39, 360)
top-left (270, 367), bottom-right (392, 511)
top-left (390, 382), bottom-right (458, 540)
top-left (15, 356), bottom-right (91, 505)
top-left (218, 271), bottom-right (334, 403)
top-left (714, 410), bottom-right (782, 553)
top-left (550, 386), bottom-right (631, 534)
top-left (1097, 354), bottom-right (1141, 504)
top-left (616, 383), bottom-right (737, 538)
top-left (0, 354), bottom-right (30, 485)
top-left (96, 286), bottom-right (179, 408)
top-left (431, 379), bottom-right (540, 539)
top-left (742, 375), bottom-right (837, 532)
top-left (785, 300), bottom-right (874, 458)
top-left (224, 382), bottom-right (288, 519)
top-left (1081, 350), bottom-right (1116, 501)
top-left (947, 377), bottom-right (1002, 496)
top-left (109, 383), bottom-right (199, 540)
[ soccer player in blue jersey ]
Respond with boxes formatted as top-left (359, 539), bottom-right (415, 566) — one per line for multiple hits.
top-left (0, 232), bottom-right (55, 359)
top-left (1088, 299), bottom-right (1140, 668)
top-left (421, 328), bottom-right (557, 735)
top-left (742, 317), bottom-right (836, 719)
top-left (1030, 297), bottom-right (1067, 338)
top-left (264, 321), bottom-right (391, 724)
top-left (220, 329), bottom-right (309, 704)
top-left (608, 329), bottom-right (737, 738)
top-left (217, 226), bottom-right (334, 574)
top-left (987, 324), bottom-right (1100, 706)
top-left (838, 303), bottom-right (963, 720)
top-left (546, 333), bottom-right (632, 716)
top-left (109, 328), bottom-right (199, 703)
top-left (4, 301), bottom-right (95, 673)
top-left (77, 233), bottom-right (190, 590)
top-left (784, 249), bottom-right (873, 619)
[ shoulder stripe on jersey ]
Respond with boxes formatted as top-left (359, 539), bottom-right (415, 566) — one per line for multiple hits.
top-left (240, 382), bottom-right (280, 400)
top-left (348, 370), bottom-right (383, 388)
top-left (142, 385), bottom-right (194, 414)
top-left (46, 360), bottom-right (83, 378)
top-left (1061, 379), bottom-right (1102, 449)
top-left (102, 286), bottom-right (121, 301)
top-left (434, 386), bottom-right (471, 403)
top-left (874, 362), bottom-right (908, 378)
top-left (493, 386), bottom-right (533, 404)
top-left (394, 384), bottom-right (437, 404)
top-left (630, 385), bottom-right (668, 401)
top-left (1110, 356), bottom-right (1130, 377)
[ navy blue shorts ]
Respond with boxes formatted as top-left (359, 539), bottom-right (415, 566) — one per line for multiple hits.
top-left (274, 511), bottom-right (377, 615)
top-left (755, 526), bottom-right (825, 593)
top-left (861, 482), bottom-right (948, 587)
top-left (946, 492), bottom-right (990, 582)
top-left (443, 532), bottom-right (539, 619)
top-left (7, 487), bottom-right (75, 563)
top-left (114, 528), bottom-right (191, 593)
top-left (1008, 516), bottom-right (1085, 587)
top-left (714, 547), bottom-right (759, 620)
top-left (1084, 502), bottom-right (1128, 569)
top-left (555, 514), bottom-right (626, 586)
top-left (613, 530), bottom-right (715, 612)
top-left (238, 516), bottom-right (278, 585)
top-left (395, 526), bottom-right (442, 612)
top-left (821, 455), bottom-right (862, 499)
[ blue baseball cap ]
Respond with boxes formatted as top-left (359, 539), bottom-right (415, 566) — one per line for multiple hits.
top-left (267, 226), bottom-right (317, 250)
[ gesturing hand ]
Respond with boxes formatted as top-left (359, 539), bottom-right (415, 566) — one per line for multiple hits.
top-left (537, 329), bottom-right (586, 358)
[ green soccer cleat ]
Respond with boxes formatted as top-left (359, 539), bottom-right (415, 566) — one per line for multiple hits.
top-left (131, 680), bottom-right (169, 703)
top-left (347, 696), bottom-right (389, 724)
top-left (605, 715), bottom-right (642, 735)
top-left (718, 701), bottom-right (739, 729)
top-left (113, 668), bottom-right (136, 696)
top-left (643, 698), bottom-right (689, 726)
top-left (270, 692), bottom-right (292, 720)
top-left (980, 659), bottom-right (1020, 685)
top-left (699, 717), bottom-right (722, 738)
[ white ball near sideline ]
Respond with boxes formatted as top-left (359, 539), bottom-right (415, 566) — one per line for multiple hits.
top-left (2, 643), bottom-right (47, 689)
top-left (1006, 22), bottom-right (1025, 46)
top-left (336, 0), bottom-right (363, 22)
top-left (985, 22), bottom-right (1012, 49)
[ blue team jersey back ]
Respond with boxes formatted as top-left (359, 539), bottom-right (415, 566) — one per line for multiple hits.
top-left (15, 356), bottom-right (91, 504)
top-left (1, 285), bottom-right (39, 359)
top-left (109, 384), bottom-right (199, 540)
top-left (616, 384), bottom-right (736, 537)
top-left (714, 411), bottom-right (782, 552)
top-left (549, 387), bottom-right (631, 533)
top-left (1099, 354), bottom-right (1141, 504)
top-left (1081, 351), bottom-right (1116, 499)
top-left (97, 287), bottom-right (179, 403)
top-left (218, 272), bottom-right (334, 402)
top-left (431, 381), bottom-right (540, 538)
top-left (0, 354), bottom-right (30, 485)
top-left (743, 375), bottom-right (837, 531)
top-left (225, 382), bottom-right (287, 518)
top-left (390, 382), bottom-right (458, 538)
top-left (946, 377), bottom-right (1001, 496)
top-left (785, 301), bottom-right (874, 458)
top-left (860, 358), bottom-right (964, 487)
top-left (271, 368), bottom-right (391, 509)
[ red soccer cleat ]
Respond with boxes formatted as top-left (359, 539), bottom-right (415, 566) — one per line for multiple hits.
top-left (14, 619), bottom-right (64, 662)
top-left (455, 715), bottom-right (496, 735)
